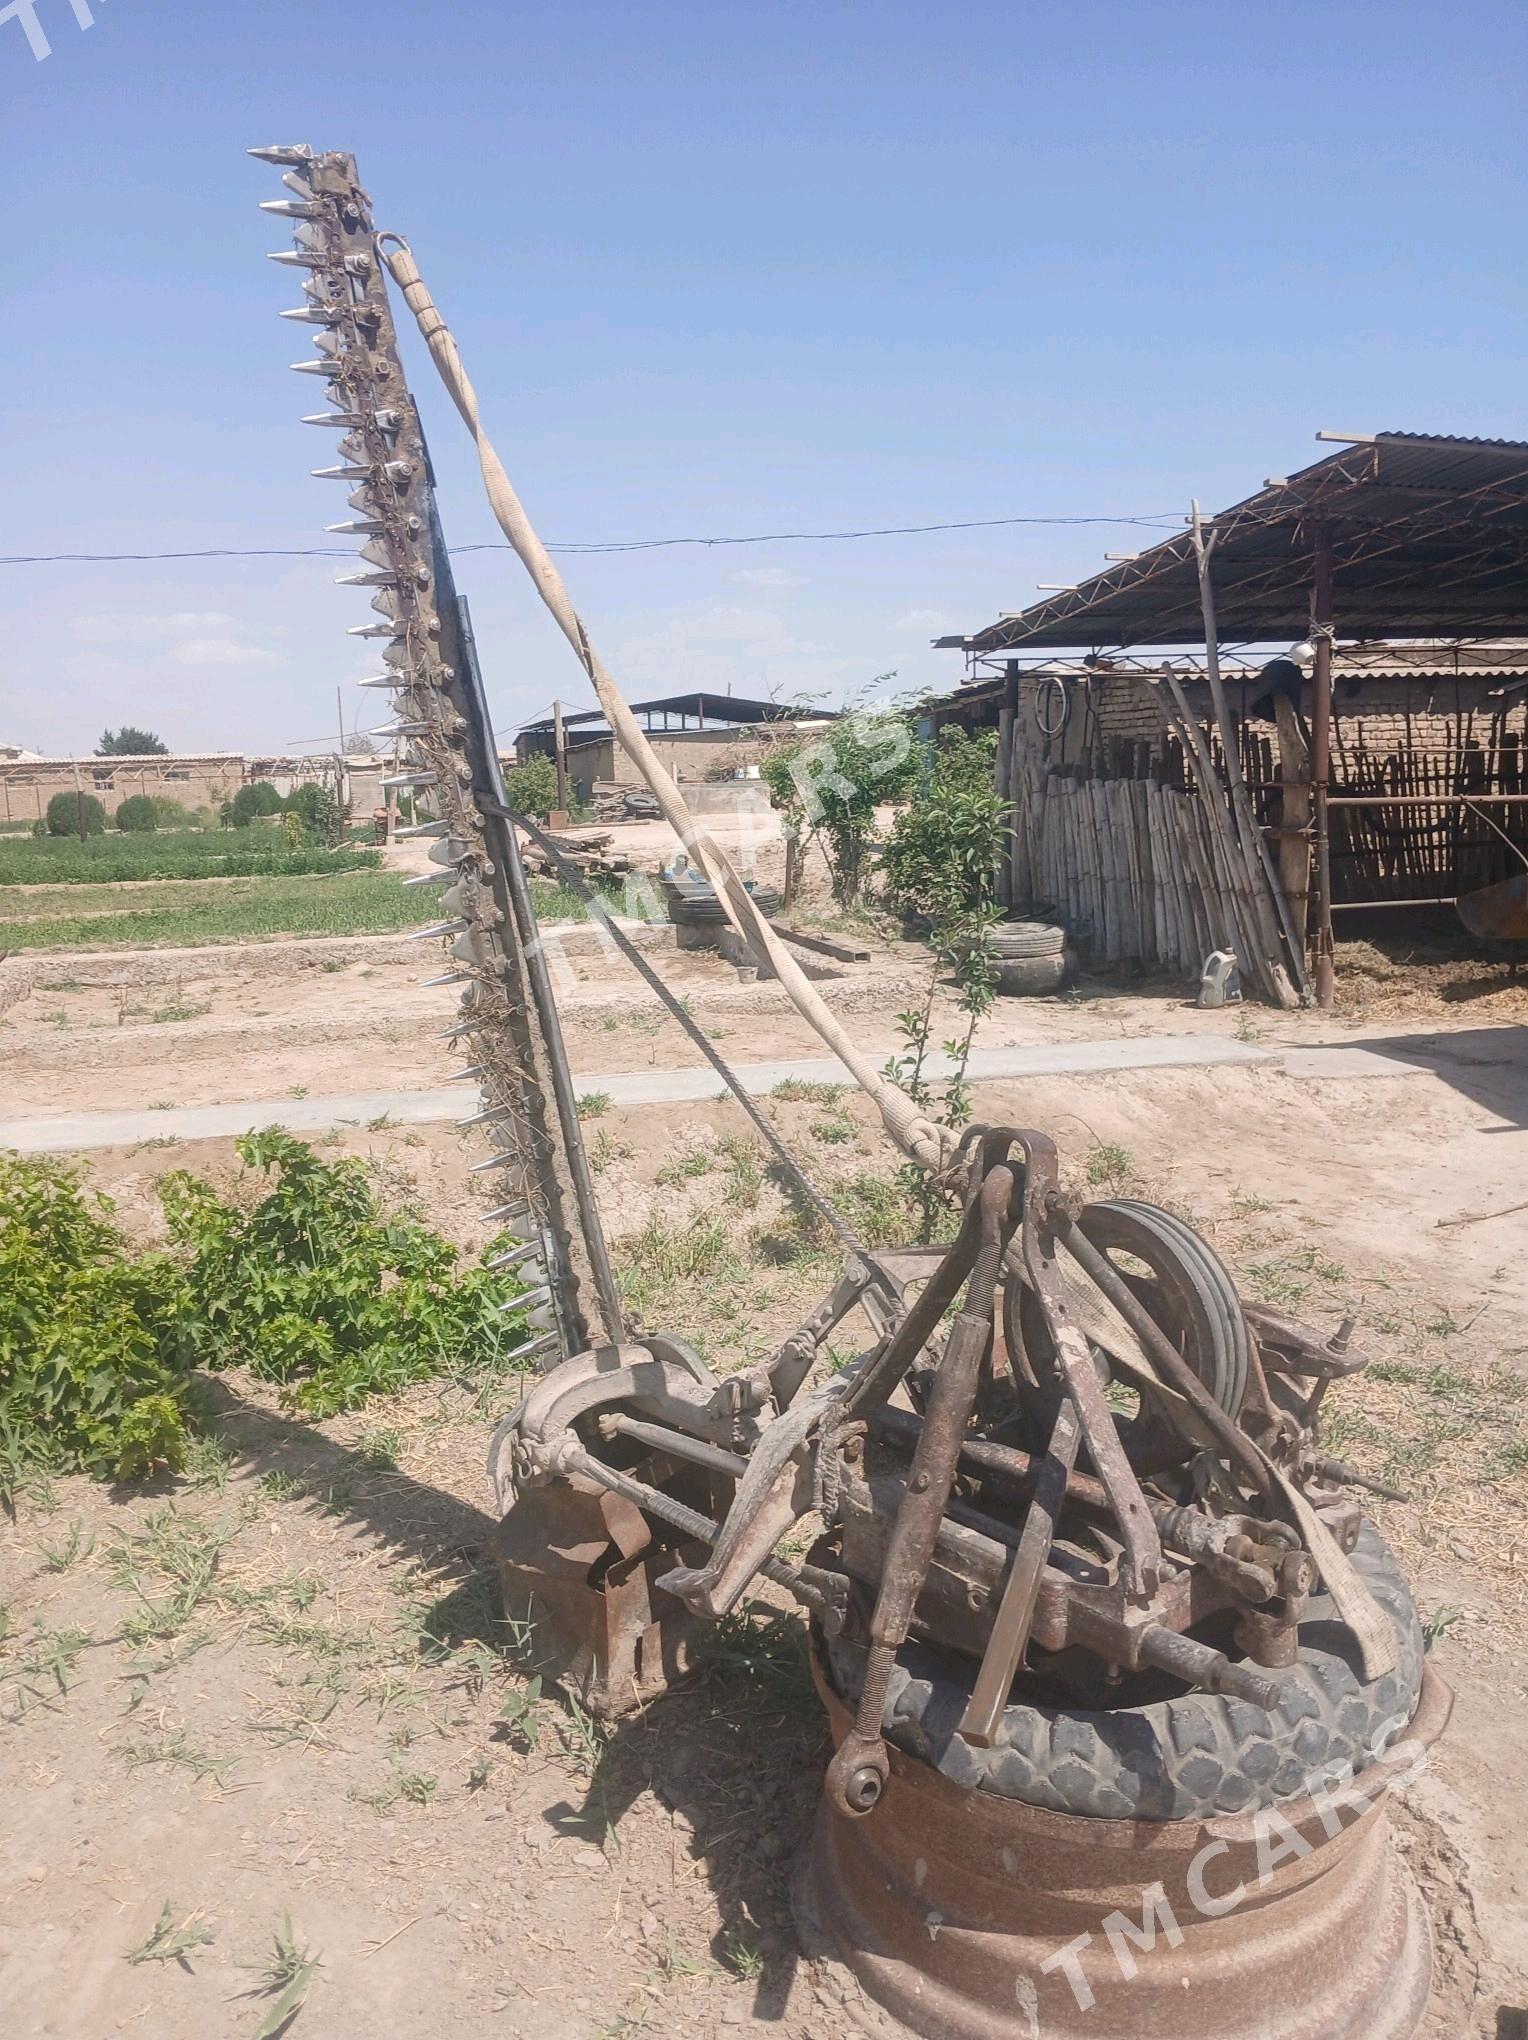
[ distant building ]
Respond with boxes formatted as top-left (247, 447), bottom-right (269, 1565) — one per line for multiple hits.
top-left (513, 691), bottom-right (838, 805)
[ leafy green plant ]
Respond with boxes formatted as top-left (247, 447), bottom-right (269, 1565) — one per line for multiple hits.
top-left (114, 795), bottom-right (159, 834)
top-left (163, 1130), bottom-right (532, 1417)
top-left (881, 727), bottom-right (1009, 922)
top-left (229, 780), bottom-right (285, 828)
top-left (761, 692), bottom-right (918, 905)
top-left (0, 1136), bottom-right (537, 1482)
top-left (45, 790), bottom-right (106, 837)
top-left (0, 1156), bottom-right (196, 1479)
top-left (503, 751), bottom-right (559, 821)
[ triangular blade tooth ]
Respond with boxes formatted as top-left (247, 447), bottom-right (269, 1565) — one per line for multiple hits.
top-left (347, 621), bottom-right (400, 639)
top-left (381, 770), bottom-right (438, 790)
top-left (268, 249), bottom-right (326, 269)
top-left (395, 820), bottom-right (448, 838)
top-left (457, 1106), bottom-right (507, 1130)
top-left (409, 919), bottom-right (470, 943)
top-left (303, 412), bottom-right (363, 429)
top-left (280, 169), bottom-right (313, 194)
top-left (289, 360), bottom-right (336, 376)
top-left (326, 518), bottom-right (385, 535)
top-left (280, 305), bottom-right (340, 324)
top-left (260, 198), bottom-right (318, 218)
top-left (403, 870), bottom-right (453, 889)
top-left (445, 1065), bottom-right (486, 1082)
top-left (486, 1242), bottom-right (541, 1272)
top-left (427, 837), bottom-right (475, 867)
top-left (498, 1331), bottom-right (560, 1364)
top-left (469, 1152), bottom-right (520, 1175)
top-left (358, 539), bottom-right (392, 566)
top-left (355, 674), bottom-right (405, 689)
top-left (421, 970), bottom-right (473, 987)
top-left (247, 143), bottom-right (315, 166)
top-left (314, 464), bottom-right (372, 481)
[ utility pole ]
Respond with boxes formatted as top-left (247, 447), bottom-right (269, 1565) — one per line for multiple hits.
top-left (552, 697), bottom-right (569, 824)
top-left (335, 685), bottom-right (348, 812)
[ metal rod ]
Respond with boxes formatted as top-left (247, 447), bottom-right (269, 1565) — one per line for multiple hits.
top-left (601, 1412), bottom-right (748, 1481)
top-left (958, 1395), bottom-right (1081, 1749)
top-left (451, 589), bottom-right (626, 1346)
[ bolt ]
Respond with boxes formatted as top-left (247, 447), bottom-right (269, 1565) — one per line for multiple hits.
top-left (910, 1471), bottom-right (930, 1494)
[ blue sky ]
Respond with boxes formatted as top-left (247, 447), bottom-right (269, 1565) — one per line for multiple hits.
top-left (3, 0), bottom-right (1524, 755)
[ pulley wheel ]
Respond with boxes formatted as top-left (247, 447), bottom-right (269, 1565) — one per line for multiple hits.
top-left (1003, 1196), bottom-right (1250, 1452)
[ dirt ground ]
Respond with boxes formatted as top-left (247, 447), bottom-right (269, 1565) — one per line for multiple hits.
top-left (3, 826), bottom-right (1528, 2037)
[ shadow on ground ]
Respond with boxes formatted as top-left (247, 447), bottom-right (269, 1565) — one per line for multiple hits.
top-left (195, 1375), bottom-right (826, 2022)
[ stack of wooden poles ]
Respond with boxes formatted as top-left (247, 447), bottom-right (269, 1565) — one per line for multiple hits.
top-left (1002, 689), bottom-right (1302, 1007)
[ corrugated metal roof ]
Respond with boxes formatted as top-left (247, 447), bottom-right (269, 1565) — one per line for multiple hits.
top-left (945, 433), bottom-right (1528, 654)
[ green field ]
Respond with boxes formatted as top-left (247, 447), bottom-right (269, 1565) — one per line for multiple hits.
top-left (0, 869), bottom-right (602, 952)
top-left (0, 828), bottom-right (382, 886)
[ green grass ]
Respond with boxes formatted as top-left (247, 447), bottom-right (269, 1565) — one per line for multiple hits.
top-left (0, 828), bottom-right (381, 886)
top-left (1, 869), bottom-right (417, 952)
top-left (2, 867), bottom-right (609, 952)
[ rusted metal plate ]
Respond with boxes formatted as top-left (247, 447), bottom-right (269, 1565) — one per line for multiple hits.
top-left (796, 1647), bottom-right (1449, 2040)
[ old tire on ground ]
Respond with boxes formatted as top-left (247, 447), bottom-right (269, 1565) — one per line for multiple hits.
top-left (988, 919), bottom-right (1068, 958)
top-left (993, 948), bottom-right (1075, 996)
top-left (822, 1520), bottom-right (1424, 1821)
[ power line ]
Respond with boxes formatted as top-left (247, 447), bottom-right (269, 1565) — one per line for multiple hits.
top-left (0, 510), bottom-right (1182, 569)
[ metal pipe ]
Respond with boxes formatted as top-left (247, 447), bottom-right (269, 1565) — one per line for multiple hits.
top-left (599, 1412), bottom-right (748, 1482)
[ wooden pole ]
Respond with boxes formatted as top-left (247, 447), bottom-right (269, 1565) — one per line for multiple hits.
top-left (552, 698), bottom-right (569, 821)
top-left (1190, 502), bottom-right (1309, 999)
top-left (1158, 673), bottom-right (1297, 1006)
top-left (1310, 528), bottom-right (1337, 1007)
top-left (1273, 693), bottom-right (1311, 949)
top-left (996, 660), bottom-right (1019, 909)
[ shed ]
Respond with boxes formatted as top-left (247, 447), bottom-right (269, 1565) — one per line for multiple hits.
top-left (937, 432), bottom-right (1528, 1006)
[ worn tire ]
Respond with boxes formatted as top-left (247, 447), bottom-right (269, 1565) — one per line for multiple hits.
top-left (993, 950), bottom-right (1075, 997)
top-left (822, 1521), bottom-right (1424, 1821)
top-left (988, 919), bottom-right (1068, 958)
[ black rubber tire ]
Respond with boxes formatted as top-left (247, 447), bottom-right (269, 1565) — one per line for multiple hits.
top-left (994, 950), bottom-right (1074, 996)
top-left (822, 1520), bottom-right (1423, 1821)
top-left (988, 919), bottom-right (1068, 958)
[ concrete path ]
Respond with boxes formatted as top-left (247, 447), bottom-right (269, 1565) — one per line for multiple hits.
top-left (0, 1033), bottom-right (1434, 1155)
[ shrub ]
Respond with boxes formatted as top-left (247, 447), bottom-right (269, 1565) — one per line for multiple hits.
top-left (0, 1157), bottom-right (195, 1479)
top-left (150, 796), bottom-right (194, 828)
top-left (284, 782), bottom-right (345, 846)
top-left (45, 790), bottom-right (106, 837)
top-left (504, 752), bottom-right (558, 822)
top-left (115, 795), bottom-right (160, 833)
top-left (880, 727), bottom-right (1010, 921)
top-left (761, 698), bottom-right (918, 904)
top-left (0, 1135), bottom-right (534, 1484)
top-left (162, 1130), bottom-right (531, 1418)
top-left (229, 781), bottom-right (285, 827)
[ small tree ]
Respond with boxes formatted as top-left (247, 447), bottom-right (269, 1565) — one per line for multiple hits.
top-left (880, 728), bottom-right (1010, 923)
top-left (114, 795), bottom-right (159, 833)
top-left (229, 781), bottom-right (285, 828)
top-left (46, 790), bottom-right (106, 837)
top-left (761, 702), bottom-right (918, 907)
top-left (284, 781), bottom-right (345, 847)
top-left (504, 752), bottom-right (558, 822)
top-left (97, 727), bottom-right (169, 757)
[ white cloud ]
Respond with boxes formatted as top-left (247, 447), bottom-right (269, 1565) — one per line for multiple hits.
top-left (609, 601), bottom-right (851, 706)
top-left (71, 610), bottom-right (240, 647)
top-left (726, 566), bottom-right (809, 591)
top-left (171, 636), bottom-right (276, 669)
top-left (895, 607), bottom-right (952, 632)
